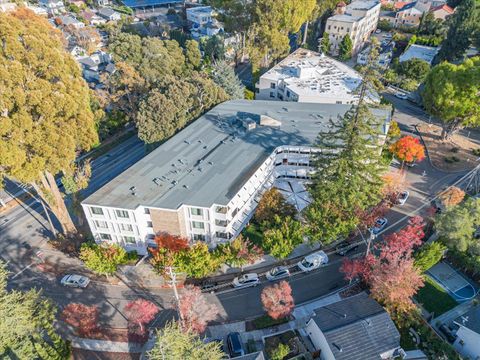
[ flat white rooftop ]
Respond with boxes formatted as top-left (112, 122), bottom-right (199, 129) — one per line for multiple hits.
top-left (399, 44), bottom-right (439, 64)
top-left (261, 49), bottom-right (365, 103)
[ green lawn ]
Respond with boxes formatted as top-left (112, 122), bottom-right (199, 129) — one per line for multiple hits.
top-left (242, 223), bottom-right (264, 248)
top-left (415, 276), bottom-right (458, 316)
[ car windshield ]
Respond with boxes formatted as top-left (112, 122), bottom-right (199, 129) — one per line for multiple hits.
top-left (301, 259), bottom-right (312, 267)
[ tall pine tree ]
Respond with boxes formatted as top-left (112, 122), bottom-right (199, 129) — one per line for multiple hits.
top-left (305, 85), bottom-right (387, 244)
top-left (436, 0), bottom-right (480, 63)
top-left (211, 60), bottom-right (245, 100)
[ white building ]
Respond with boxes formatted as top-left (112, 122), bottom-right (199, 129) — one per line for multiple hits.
top-left (82, 100), bottom-right (391, 255)
top-left (186, 6), bottom-right (223, 39)
top-left (326, 0), bottom-right (381, 56)
top-left (452, 305), bottom-right (480, 359)
top-left (256, 49), bottom-right (378, 105)
top-left (399, 44), bottom-right (439, 64)
top-left (39, 0), bottom-right (65, 15)
top-left (357, 40), bottom-right (395, 67)
top-left (97, 7), bottom-right (121, 21)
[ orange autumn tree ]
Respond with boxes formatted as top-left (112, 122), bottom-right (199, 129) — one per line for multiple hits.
top-left (261, 281), bottom-right (295, 320)
top-left (149, 232), bottom-right (189, 274)
top-left (438, 186), bottom-right (465, 209)
top-left (390, 136), bottom-right (425, 167)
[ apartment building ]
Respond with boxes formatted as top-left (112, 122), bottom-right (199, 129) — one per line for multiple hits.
top-left (256, 49), bottom-right (378, 105)
top-left (82, 100), bottom-right (391, 255)
top-left (326, 0), bottom-right (381, 56)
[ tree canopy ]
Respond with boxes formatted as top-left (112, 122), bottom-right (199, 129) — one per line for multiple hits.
top-left (148, 322), bottom-right (224, 360)
top-left (339, 34), bottom-right (353, 60)
top-left (422, 57), bottom-right (480, 139)
top-left (0, 9), bottom-right (98, 234)
top-left (0, 262), bottom-right (70, 359)
top-left (305, 102), bottom-right (386, 244)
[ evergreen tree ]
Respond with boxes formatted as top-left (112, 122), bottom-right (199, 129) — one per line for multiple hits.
top-left (436, 0), bottom-right (480, 63)
top-left (185, 39), bottom-right (202, 70)
top-left (305, 88), bottom-right (386, 244)
top-left (339, 34), bottom-right (353, 60)
top-left (0, 9), bottom-right (98, 235)
top-left (319, 32), bottom-right (330, 54)
top-left (211, 60), bottom-right (245, 99)
top-left (0, 262), bottom-right (70, 359)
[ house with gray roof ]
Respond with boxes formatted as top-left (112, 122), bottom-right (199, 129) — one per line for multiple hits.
top-left (452, 304), bottom-right (480, 359)
top-left (98, 7), bottom-right (121, 21)
top-left (305, 292), bottom-right (402, 359)
top-left (82, 100), bottom-right (390, 254)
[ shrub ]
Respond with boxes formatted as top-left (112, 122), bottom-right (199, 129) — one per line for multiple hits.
top-left (269, 343), bottom-right (290, 360)
top-left (79, 242), bottom-right (129, 275)
top-left (414, 242), bottom-right (447, 272)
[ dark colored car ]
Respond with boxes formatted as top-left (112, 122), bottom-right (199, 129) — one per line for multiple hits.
top-left (335, 243), bottom-right (359, 256)
top-left (226, 332), bottom-right (245, 358)
top-left (439, 324), bottom-right (457, 343)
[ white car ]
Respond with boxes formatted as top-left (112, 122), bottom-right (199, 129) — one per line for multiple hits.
top-left (371, 218), bottom-right (388, 234)
top-left (60, 274), bottom-right (90, 288)
top-left (375, 29), bottom-right (381, 34)
top-left (397, 191), bottom-right (409, 205)
top-left (266, 266), bottom-right (290, 281)
top-left (395, 92), bottom-right (408, 100)
top-left (298, 251), bottom-right (329, 273)
top-left (232, 273), bottom-right (260, 288)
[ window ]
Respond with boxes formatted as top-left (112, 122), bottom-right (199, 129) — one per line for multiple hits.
top-left (232, 208), bottom-right (239, 217)
top-left (94, 220), bottom-right (108, 229)
top-left (328, 25), bottom-right (331, 30)
top-left (270, 92), bottom-right (275, 98)
top-left (215, 219), bottom-right (228, 227)
top-left (116, 210), bottom-right (129, 218)
top-left (192, 221), bottom-right (205, 229)
top-left (147, 221), bottom-right (153, 228)
top-left (91, 207), bottom-right (103, 215)
top-left (336, 101), bottom-right (343, 104)
top-left (144, 208), bottom-right (150, 214)
top-left (215, 231), bottom-right (230, 239)
top-left (286, 90), bottom-right (290, 97)
top-left (270, 82), bottom-right (276, 89)
top-left (123, 236), bottom-right (136, 244)
top-left (120, 223), bottom-right (133, 232)
top-left (190, 208), bottom-right (203, 216)
top-left (193, 234), bottom-right (206, 241)
top-left (100, 233), bottom-right (111, 240)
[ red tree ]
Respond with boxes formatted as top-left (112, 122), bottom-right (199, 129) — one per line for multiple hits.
top-left (178, 285), bottom-right (219, 334)
top-left (61, 303), bottom-right (99, 337)
top-left (124, 298), bottom-right (159, 341)
top-left (149, 232), bottom-right (190, 272)
top-left (261, 281), bottom-right (295, 320)
top-left (340, 216), bottom-right (425, 318)
top-left (356, 201), bottom-right (390, 231)
top-left (390, 136), bottom-right (425, 164)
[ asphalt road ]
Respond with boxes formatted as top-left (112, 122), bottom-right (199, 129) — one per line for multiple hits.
top-left (0, 97), bottom-right (472, 328)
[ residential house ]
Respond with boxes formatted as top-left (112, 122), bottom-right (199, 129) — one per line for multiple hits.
top-left (394, 1), bottom-right (431, 27)
top-left (186, 6), bottom-right (223, 39)
top-left (81, 100), bottom-right (391, 254)
top-left (325, 0), bottom-right (381, 56)
top-left (96, 0), bottom-right (110, 6)
top-left (380, 10), bottom-right (396, 26)
top-left (69, 45), bottom-right (87, 58)
top-left (357, 40), bottom-right (395, 67)
top-left (40, 0), bottom-right (65, 15)
top-left (430, 4), bottom-right (454, 20)
top-left (27, 4), bottom-right (49, 16)
top-left (256, 48), bottom-right (379, 105)
top-left (399, 44), bottom-right (439, 64)
top-left (305, 292), bottom-right (403, 360)
top-left (77, 50), bottom-right (115, 84)
top-left (98, 7), bottom-right (121, 21)
top-left (121, 0), bottom-right (182, 10)
top-left (452, 305), bottom-right (480, 359)
top-left (57, 15), bottom-right (85, 28)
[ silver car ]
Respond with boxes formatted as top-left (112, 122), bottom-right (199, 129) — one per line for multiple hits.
top-left (232, 273), bottom-right (260, 288)
top-left (266, 266), bottom-right (290, 281)
top-left (60, 274), bottom-right (90, 288)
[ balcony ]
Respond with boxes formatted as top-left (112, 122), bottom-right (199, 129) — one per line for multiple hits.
top-left (215, 219), bottom-right (228, 227)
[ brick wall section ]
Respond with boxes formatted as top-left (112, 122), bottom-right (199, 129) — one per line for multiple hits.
top-left (150, 208), bottom-right (187, 237)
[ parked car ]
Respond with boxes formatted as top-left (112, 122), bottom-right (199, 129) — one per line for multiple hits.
top-left (375, 28), bottom-right (381, 34)
top-left (371, 218), bottom-right (388, 234)
top-left (395, 92), bottom-right (408, 100)
top-left (60, 274), bottom-right (90, 288)
top-left (266, 266), bottom-right (290, 281)
top-left (335, 243), bottom-right (359, 256)
top-left (397, 190), bottom-right (409, 205)
top-left (439, 324), bottom-right (457, 343)
top-left (298, 251), bottom-right (329, 273)
top-left (226, 332), bottom-right (245, 357)
top-left (232, 273), bottom-right (260, 288)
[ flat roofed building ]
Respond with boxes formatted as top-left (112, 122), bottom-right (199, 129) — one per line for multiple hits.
top-left (399, 44), bottom-right (439, 64)
top-left (326, 0), bottom-right (381, 56)
top-left (256, 49), bottom-right (378, 105)
top-left (82, 100), bottom-right (391, 254)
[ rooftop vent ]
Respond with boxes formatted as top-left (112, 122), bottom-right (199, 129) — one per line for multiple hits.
top-left (208, 161), bottom-right (213, 165)
top-left (332, 343), bottom-right (343, 352)
top-left (172, 180), bottom-right (178, 186)
top-left (184, 140), bottom-right (190, 145)
top-left (129, 186), bottom-right (137, 196)
top-left (153, 177), bottom-right (162, 186)
top-left (260, 115), bottom-right (282, 127)
top-left (183, 184), bottom-right (189, 189)
top-left (241, 118), bottom-right (256, 131)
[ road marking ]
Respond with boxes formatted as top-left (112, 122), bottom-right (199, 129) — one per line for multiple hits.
top-left (11, 262), bottom-right (37, 279)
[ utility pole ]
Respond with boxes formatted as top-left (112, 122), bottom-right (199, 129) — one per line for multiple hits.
top-left (165, 266), bottom-right (183, 323)
top-left (366, 230), bottom-right (375, 256)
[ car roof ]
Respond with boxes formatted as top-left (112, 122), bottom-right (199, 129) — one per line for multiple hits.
top-left (68, 274), bottom-right (84, 281)
top-left (305, 251), bottom-right (326, 262)
top-left (242, 273), bottom-right (258, 280)
top-left (229, 332), bottom-right (242, 349)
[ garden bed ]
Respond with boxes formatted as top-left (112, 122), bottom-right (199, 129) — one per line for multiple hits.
top-left (417, 124), bottom-right (480, 172)
top-left (246, 314), bottom-right (290, 331)
top-left (264, 330), bottom-right (306, 360)
top-left (415, 276), bottom-right (458, 316)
